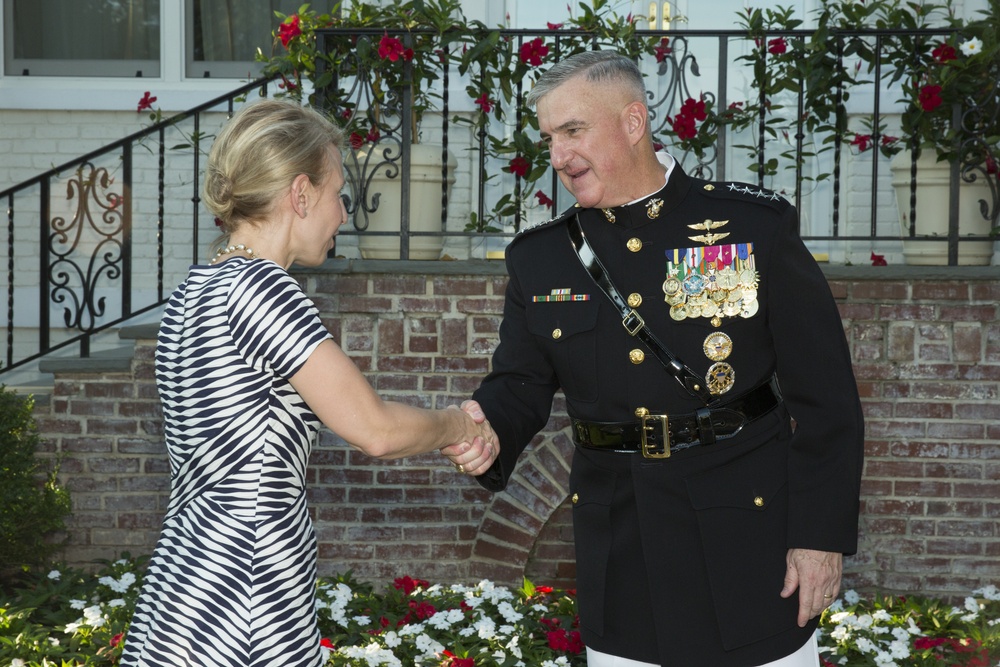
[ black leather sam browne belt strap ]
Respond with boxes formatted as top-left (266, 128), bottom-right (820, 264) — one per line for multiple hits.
top-left (566, 215), bottom-right (782, 458)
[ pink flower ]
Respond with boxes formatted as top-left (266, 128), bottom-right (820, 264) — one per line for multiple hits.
top-left (508, 155), bottom-right (530, 178)
top-left (535, 191), bottom-right (554, 209)
top-left (519, 38), bottom-right (549, 66)
top-left (654, 37), bottom-right (672, 63)
top-left (918, 84), bottom-right (943, 111)
top-left (870, 251), bottom-right (887, 266)
top-left (474, 93), bottom-right (493, 113)
top-left (136, 91), bottom-right (157, 113)
top-left (378, 35), bottom-right (413, 62)
top-left (767, 37), bottom-right (787, 55)
top-left (931, 43), bottom-right (957, 62)
top-left (279, 15), bottom-right (302, 48)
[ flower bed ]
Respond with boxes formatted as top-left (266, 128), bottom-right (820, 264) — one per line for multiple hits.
top-left (1, 556), bottom-right (997, 666)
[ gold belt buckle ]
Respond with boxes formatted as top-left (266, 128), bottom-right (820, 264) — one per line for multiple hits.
top-left (635, 407), bottom-right (670, 459)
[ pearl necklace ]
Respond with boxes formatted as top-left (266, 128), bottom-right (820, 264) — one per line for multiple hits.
top-left (210, 243), bottom-right (258, 264)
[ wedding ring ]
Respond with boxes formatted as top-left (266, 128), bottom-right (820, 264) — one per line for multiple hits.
top-left (823, 594), bottom-right (833, 599)
top-left (455, 463), bottom-right (465, 474)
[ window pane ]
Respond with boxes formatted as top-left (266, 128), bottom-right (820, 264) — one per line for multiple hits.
top-left (5, 0), bottom-right (160, 76)
top-left (187, 0), bottom-right (302, 78)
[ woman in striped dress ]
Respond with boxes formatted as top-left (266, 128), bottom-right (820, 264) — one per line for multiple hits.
top-left (120, 99), bottom-right (497, 667)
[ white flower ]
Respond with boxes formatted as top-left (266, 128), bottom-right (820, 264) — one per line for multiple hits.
top-left (873, 609), bottom-right (891, 622)
top-left (973, 584), bottom-right (1000, 601)
top-left (855, 637), bottom-right (876, 653)
top-left (413, 632), bottom-right (444, 658)
top-left (965, 597), bottom-right (982, 614)
top-left (64, 621), bottom-right (82, 633)
top-left (352, 615), bottom-right (371, 626)
top-left (474, 616), bottom-right (498, 640)
top-left (497, 600), bottom-right (524, 623)
top-left (83, 605), bottom-right (106, 628)
top-left (873, 650), bottom-right (897, 667)
top-left (48, 637), bottom-right (60, 646)
top-left (383, 631), bottom-right (401, 648)
top-left (856, 614), bottom-right (874, 629)
top-left (47, 570), bottom-right (61, 580)
top-left (108, 598), bottom-right (126, 607)
top-left (889, 639), bottom-right (910, 659)
top-left (11, 659), bottom-right (26, 667)
top-left (906, 618), bottom-right (921, 635)
top-left (959, 37), bottom-right (983, 56)
top-left (844, 590), bottom-right (860, 605)
top-left (69, 599), bottom-right (86, 610)
top-left (891, 627), bottom-right (910, 642)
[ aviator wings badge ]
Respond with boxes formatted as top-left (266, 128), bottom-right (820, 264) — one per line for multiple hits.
top-left (688, 219), bottom-right (730, 245)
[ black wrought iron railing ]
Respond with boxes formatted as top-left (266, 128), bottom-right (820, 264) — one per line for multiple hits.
top-left (2, 25), bottom-right (998, 377)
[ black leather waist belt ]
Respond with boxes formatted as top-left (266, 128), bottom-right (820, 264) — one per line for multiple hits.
top-left (571, 377), bottom-right (781, 459)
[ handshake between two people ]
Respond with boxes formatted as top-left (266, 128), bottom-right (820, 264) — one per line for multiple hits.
top-left (440, 400), bottom-right (497, 476)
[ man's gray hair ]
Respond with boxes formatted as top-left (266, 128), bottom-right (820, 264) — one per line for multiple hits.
top-left (525, 50), bottom-right (646, 108)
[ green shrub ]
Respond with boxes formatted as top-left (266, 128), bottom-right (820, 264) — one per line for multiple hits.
top-left (0, 384), bottom-right (72, 582)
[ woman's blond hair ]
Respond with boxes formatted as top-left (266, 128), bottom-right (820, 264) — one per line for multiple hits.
top-left (203, 99), bottom-right (345, 236)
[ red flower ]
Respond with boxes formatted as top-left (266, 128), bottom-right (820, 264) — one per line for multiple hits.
top-left (931, 43), bottom-right (957, 62)
top-left (918, 84), bottom-right (943, 112)
top-left (366, 128), bottom-right (381, 144)
top-left (654, 37), bottom-right (672, 63)
top-left (279, 15), bottom-right (302, 48)
top-left (349, 132), bottom-right (366, 150)
top-left (850, 133), bottom-right (872, 152)
top-left (670, 112), bottom-right (697, 140)
top-left (393, 575), bottom-right (430, 595)
top-left (870, 251), bottom-right (887, 266)
top-left (378, 35), bottom-right (413, 62)
top-left (441, 650), bottom-right (475, 667)
top-left (474, 93), bottom-right (493, 114)
top-left (767, 37), bottom-right (787, 55)
top-left (519, 38), bottom-right (549, 66)
top-left (914, 637), bottom-right (947, 650)
top-left (535, 191), bottom-right (554, 209)
top-left (136, 91), bottom-right (157, 113)
top-left (546, 22), bottom-right (563, 29)
top-left (508, 156), bottom-right (530, 178)
top-left (110, 632), bottom-right (123, 648)
top-left (408, 599), bottom-right (437, 620)
top-left (279, 74), bottom-right (298, 92)
top-left (986, 153), bottom-right (998, 174)
top-left (680, 97), bottom-right (707, 121)
top-left (320, 638), bottom-right (335, 650)
top-left (214, 217), bottom-right (224, 228)
top-left (546, 628), bottom-right (584, 654)
top-left (340, 108), bottom-right (353, 120)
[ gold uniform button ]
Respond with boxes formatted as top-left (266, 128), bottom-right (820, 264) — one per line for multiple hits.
top-left (627, 237), bottom-right (642, 252)
top-left (572, 493), bottom-right (579, 504)
top-left (754, 496), bottom-right (764, 507)
top-left (704, 184), bottom-right (715, 191)
top-left (629, 349), bottom-right (645, 364)
top-left (627, 292), bottom-right (642, 308)
top-left (552, 328), bottom-right (562, 340)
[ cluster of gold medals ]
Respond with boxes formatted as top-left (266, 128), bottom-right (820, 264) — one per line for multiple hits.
top-left (662, 218), bottom-right (762, 396)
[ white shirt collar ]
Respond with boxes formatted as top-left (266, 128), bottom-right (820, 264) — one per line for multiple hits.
top-left (624, 152), bottom-right (675, 206)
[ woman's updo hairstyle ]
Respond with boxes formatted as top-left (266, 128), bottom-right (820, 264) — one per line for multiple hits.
top-left (203, 99), bottom-right (345, 235)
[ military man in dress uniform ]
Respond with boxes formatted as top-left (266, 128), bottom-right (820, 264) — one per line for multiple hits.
top-left (452, 50), bottom-right (865, 666)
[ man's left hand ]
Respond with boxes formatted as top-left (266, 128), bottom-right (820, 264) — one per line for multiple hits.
top-left (780, 548), bottom-right (842, 627)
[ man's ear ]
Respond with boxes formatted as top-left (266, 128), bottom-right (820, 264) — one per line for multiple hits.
top-left (624, 101), bottom-right (648, 144)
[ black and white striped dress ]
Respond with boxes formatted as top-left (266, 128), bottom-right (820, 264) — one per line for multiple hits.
top-left (122, 258), bottom-right (331, 667)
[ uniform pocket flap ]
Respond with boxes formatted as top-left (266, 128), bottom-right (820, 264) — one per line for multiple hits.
top-left (685, 444), bottom-right (787, 512)
top-left (525, 301), bottom-right (599, 341)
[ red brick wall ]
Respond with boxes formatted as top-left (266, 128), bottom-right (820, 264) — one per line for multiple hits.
top-left (32, 264), bottom-right (1000, 598)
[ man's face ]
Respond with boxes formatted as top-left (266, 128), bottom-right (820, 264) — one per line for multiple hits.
top-left (536, 74), bottom-right (634, 209)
